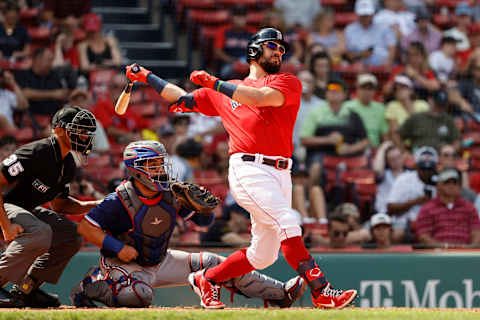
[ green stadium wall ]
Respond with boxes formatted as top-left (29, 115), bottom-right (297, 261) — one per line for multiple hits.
top-left (42, 251), bottom-right (480, 308)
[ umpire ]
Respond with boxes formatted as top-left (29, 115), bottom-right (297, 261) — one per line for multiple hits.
top-left (0, 106), bottom-right (100, 308)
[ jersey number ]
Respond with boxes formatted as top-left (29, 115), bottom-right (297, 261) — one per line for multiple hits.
top-left (7, 162), bottom-right (24, 177)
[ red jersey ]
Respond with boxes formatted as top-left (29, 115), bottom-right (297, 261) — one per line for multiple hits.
top-left (178, 73), bottom-right (301, 158)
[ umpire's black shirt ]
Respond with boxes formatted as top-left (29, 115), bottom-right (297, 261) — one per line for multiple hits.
top-left (0, 136), bottom-right (76, 211)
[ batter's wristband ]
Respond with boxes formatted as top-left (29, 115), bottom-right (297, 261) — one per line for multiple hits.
top-left (147, 73), bottom-right (168, 94)
top-left (214, 80), bottom-right (237, 98)
top-left (102, 235), bottom-right (124, 254)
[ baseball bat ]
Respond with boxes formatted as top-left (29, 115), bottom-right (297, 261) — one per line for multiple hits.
top-left (115, 65), bottom-right (140, 115)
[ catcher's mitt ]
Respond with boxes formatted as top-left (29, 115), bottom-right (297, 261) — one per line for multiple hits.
top-left (170, 182), bottom-right (219, 215)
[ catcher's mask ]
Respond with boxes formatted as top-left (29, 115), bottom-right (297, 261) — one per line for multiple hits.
top-left (246, 27), bottom-right (290, 63)
top-left (123, 140), bottom-right (174, 191)
top-left (52, 106), bottom-right (97, 166)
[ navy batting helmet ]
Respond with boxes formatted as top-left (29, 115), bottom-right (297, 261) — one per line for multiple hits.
top-left (246, 27), bottom-right (290, 62)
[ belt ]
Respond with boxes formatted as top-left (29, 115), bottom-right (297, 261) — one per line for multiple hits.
top-left (241, 154), bottom-right (289, 170)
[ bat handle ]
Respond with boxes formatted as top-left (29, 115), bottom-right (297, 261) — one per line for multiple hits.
top-left (131, 64), bottom-right (140, 73)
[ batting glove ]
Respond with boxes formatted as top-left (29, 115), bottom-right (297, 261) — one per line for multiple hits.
top-left (126, 64), bottom-right (152, 84)
top-left (190, 70), bottom-right (219, 89)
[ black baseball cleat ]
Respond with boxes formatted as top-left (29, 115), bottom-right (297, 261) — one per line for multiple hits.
top-left (10, 286), bottom-right (61, 308)
top-left (0, 287), bottom-right (25, 308)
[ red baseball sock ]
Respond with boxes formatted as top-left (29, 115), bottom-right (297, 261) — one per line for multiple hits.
top-left (280, 236), bottom-right (311, 270)
top-left (204, 248), bottom-right (255, 283)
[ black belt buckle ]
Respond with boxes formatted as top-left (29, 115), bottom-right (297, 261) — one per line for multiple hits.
top-left (274, 158), bottom-right (288, 170)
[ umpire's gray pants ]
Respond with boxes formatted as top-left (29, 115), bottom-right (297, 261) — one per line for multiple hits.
top-left (0, 203), bottom-right (82, 286)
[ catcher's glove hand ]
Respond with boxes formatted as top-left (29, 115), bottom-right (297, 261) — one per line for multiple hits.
top-left (170, 182), bottom-right (219, 215)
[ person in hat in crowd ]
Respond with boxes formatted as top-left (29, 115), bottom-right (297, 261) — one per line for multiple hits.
top-left (394, 90), bottom-right (461, 152)
top-left (341, 73), bottom-right (388, 148)
top-left (385, 74), bottom-right (430, 139)
top-left (402, 7), bottom-right (442, 54)
top-left (415, 167), bottom-right (480, 248)
top-left (386, 146), bottom-right (438, 242)
top-left (444, 2), bottom-right (474, 53)
top-left (449, 55), bottom-right (480, 118)
top-left (364, 213), bottom-right (393, 249)
top-left (0, 106), bottom-right (99, 308)
top-left (77, 13), bottom-right (122, 73)
top-left (344, 0), bottom-right (397, 66)
top-left (428, 36), bottom-right (460, 84)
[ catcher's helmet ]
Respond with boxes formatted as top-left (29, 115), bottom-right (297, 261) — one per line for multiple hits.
top-left (123, 140), bottom-right (174, 191)
top-left (52, 106), bottom-right (97, 156)
top-left (246, 27), bottom-right (290, 62)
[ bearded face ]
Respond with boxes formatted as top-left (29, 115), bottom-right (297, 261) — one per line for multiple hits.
top-left (257, 42), bottom-right (284, 74)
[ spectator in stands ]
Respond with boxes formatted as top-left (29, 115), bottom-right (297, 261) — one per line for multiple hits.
top-left (384, 41), bottom-right (439, 100)
top-left (306, 7), bottom-right (346, 66)
top-left (15, 47), bottom-right (70, 116)
top-left (374, 0), bottom-right (416, 42)
top-left (43, 0), bottom-right (91, 30)
top-left (438, 143), bottom-right (475, 203)
top-left (373, 141), bottom-right (406, 214)
top-left (0, 69), bottom-right (28, 129)
top-left (415, 167), bottom-right (480, 248)
top-left (293, 70), bottom-right (324, 164)
top-left (336, 202), bottom-right (371, 244)
top-left (300, 79), bottom-right (368, 185)
top-left (387, 146), bottom-right (438, 242)
top-left (385, 74), bottom-right (429, 139)
top-left (90, 73), bottom-right (148, 144)
top-left (0, 134), bottom-right (16, 161)
top-left (402, 7), bottom-right (441, 54)
top-left (309, 51), bottom-right (341, 100)
top-left (308, 212), bottom-right (351, 249)
top-left (0, 1), bottom-right (30, 61)
top-left (365, 213), bottom-right (393, 249)
top-left (444, 2), bottom-right (473, 53)
top-left (394, 90), bottom-right (461, 152)
top-left (342, 73), bottom-right (388, 148)
top-left (69, 173), bottom-right (104, 201)
top-left (449, 56), bottom-right (480, 117)
top-left (428, 36), bottom-right (459, 84)
top-left (77, 13), bottom-right (122, 74)
top-left (214, 6), bottom-right (254, 80)
top-left (273, 0), bottom-right (321, 29)
top-left (200, 203), bottom-right (251, 248)
top-left (52, 27), bottom-right (80, 69)
top-left (344, 0), bottom-right (396, 66)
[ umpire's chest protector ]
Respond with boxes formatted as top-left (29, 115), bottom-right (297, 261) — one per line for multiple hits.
top-left (116, 181), bottom-right (177, 266)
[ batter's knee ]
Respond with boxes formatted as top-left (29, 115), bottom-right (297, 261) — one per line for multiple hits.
top-left (246, 249), bottom-right (278, 270)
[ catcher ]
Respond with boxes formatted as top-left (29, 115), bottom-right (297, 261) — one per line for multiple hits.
top-left (71, 140), bottom-right (306, 308)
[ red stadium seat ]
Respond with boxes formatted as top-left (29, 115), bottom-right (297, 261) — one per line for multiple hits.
top-left (129, 102), bottom-right (156, 118)
top-left (19, 8), bottom-right (39, 27)
top-left (433, 14), bottom-right (456, 30)
top-left (15, 127), bottom-right (34, 142)
top-left (189, 9), bottom-right (230, 25)
top-left (88, 154), bottom-right (112, 168)
top-left (435, 0), bottom-right (466, 10)
top-left (219, 0), bottom-right (258, 7)
top-left (28, 26), bottom-right (51, 43)
top-left (247, 11), bottom-right (265, 27)
top-left (462, 132), bottom-right (480, 146)
top-left (179, 0), bottom-right (216, 9)
top-left (334, 12), bottom-right (357, 27)
top-left (323, 155), bottom-right (368, 171)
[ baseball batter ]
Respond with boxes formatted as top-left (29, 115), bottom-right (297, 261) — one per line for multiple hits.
top-left (71, 140), bottom-right (305, 308)
top-left (0, 106), bottom-right (99, 308)
top-left (125, 27), bottom-right (357, 309)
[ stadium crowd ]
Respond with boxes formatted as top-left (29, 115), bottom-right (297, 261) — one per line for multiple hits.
top-left (2, 0), bottom-right (480, 251)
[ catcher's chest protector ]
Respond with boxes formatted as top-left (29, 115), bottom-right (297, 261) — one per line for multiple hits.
top-left (116, 181), bottom-right (176, 266)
